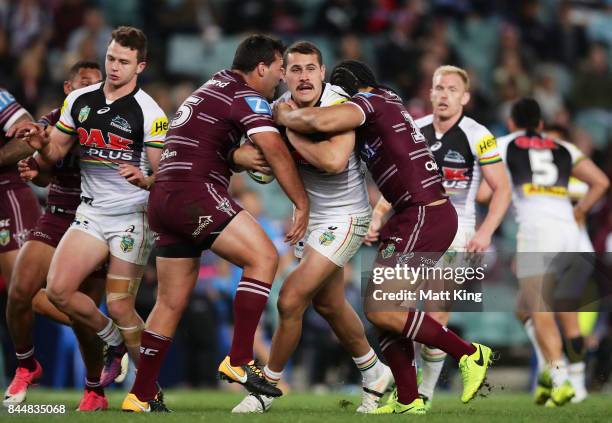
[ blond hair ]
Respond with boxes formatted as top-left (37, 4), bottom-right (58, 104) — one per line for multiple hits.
top-left (432, 65), bottom-right (470, 91)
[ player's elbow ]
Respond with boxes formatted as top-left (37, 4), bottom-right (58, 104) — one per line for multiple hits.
top-left (599, 174), bottom-right (610, 192)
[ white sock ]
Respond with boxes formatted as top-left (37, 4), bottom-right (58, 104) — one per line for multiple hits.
top-left (418, 346), bottom-right (446, 399)
top-left (96, 318), bottom-right (123, 346)
top-left (549, 360), bottom-right (569, 388)
top-left (263, 365), bottom-right (283, 386)
top-left (568, 361), bottom-right (586, 393)
top-left (353, 348), bottom-right (384, 385)
top-left (524, 318), bottom-right (545, 372)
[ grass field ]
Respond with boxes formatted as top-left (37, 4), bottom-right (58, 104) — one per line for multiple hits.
top-left (1, 389), bottom-right (610, 422)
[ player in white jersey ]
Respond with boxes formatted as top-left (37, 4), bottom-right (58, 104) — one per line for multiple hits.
top-left (365, 65), bottom-right (511, 410)
top-left (480, 98), bottom-right (609, 406)
top-left (13, 27), bottom-right (168, 391)
top-left (233, 42), bottom-right (392, 414)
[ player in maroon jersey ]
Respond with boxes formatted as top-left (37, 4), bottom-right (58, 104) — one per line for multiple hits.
top-left (274, 60), bottom-right (493, 414)
top-left (0, 89), bottom-right (39, 285)
top-left (122, 35), bottom-right (309, 413)
top-left (3, 61), bottom-right (110, 411)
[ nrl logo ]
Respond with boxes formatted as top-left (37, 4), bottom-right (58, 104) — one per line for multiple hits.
top-left (120, 234), bottom-right (135, 253)
top-left (0, 228), bottom-right (10, 246)
top-left (78, 106), bottom-right (91, 123)
top-left (319, 228), bottom-right (336, 246)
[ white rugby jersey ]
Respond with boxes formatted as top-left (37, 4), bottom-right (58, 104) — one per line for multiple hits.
top-left (416, 114), bottom-right (501, 230)
top-left (277, 83), bottom-right (370, 218)
top-left (57, 82), bottom-right (167, 214)
top-left (497, 130), bottom-right (585, 224)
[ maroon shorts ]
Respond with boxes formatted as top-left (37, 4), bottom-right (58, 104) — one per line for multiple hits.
top-left (148, 181), bottom-right (242, 257)
top-left (27, 209), bottom-right (74, 248)
top-left (0, 186), bottom-right (41, 253)
top-left (377, 200), bottom-right (458, 267)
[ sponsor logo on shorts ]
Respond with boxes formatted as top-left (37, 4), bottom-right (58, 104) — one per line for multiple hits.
top-left (0, 228), bottom-right (10, 246)
top-left (120, 234), bottom-right (135, 253)
top-left (192, 215), bottom-right (213, 237)
top-left (32, 231), bottom-right (52, 240)
top-left (72, 216), bottom-right (89, 229)
top-left (319, 226), bottom-right (337, 246)
top-left (14, 229), bottom-right (30, 246)
top-left (0, 218), bottom-right (9, 228)
top-left (397, 252), bottom-right (415, 265)
top-left (78, 105), bottom-right (91, 123)
top-left (381, 242), bottom-right (396, 259)
top-left (110, 115), bottom-right (132, 133)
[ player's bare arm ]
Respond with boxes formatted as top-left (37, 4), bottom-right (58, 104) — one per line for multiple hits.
top-left (119, 146), bottom-right (161, 190)
top-left (285, 127), bottom-right (355, 174)
top-left (570, 158), bottom-right (610, 224)
top-left (232, 142), bottom-right (272, 174)
top-left (0, 114), bottom-right (36, 166)
top-left (10, 123), bottom-right (75, 166)
top-left (364, 196), bottom-right (392, 246)
top-left (274, 101), bottom-right (364, 134)
top-left (249, 130), bottom-right (309, 244)
top-left (467, 161), bottom-right (512, 252)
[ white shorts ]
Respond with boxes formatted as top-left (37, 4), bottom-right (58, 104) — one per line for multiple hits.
top-left (438, 226), bottom-right (475, 268)
top-left (516, 219), bottom-right (580, 278)
top-left (294, 212), bottom-right (371, 267)
top-left (69, 204), bottom-right (154, 266)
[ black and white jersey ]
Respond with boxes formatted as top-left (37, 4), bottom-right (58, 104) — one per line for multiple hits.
top-left (497, 130), bottom-right (585, 224)
top-left (57, 82), bottom-right (167, 214)
top-left (416, 114), bottom-right (501, 229)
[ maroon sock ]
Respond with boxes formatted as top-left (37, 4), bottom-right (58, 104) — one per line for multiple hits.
top-left (378, 332), bottom-right (418, 405)
top-left (229, 277), bottom-right (271, 366)
top-left (15, 346), bottom-right (37, 371)
top-left (402, 310), bottom-right (476, 361)
top-left (85, 377), bottom-right (105, 396)
top-left (130, 330), bottom-right (172, 401)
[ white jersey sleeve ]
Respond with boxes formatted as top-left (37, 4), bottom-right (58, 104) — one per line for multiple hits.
top-left (460, 117), bottom-right (501, 166)
top-left (557, 140), bottom-right (586, 166)
top-left (135, 90), bottom-right (168, 149)
top-left (56, 82), bottom-right (102, 136)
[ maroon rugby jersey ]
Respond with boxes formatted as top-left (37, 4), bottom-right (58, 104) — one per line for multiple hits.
top-left (348, 88), bottom-right (446, 210)
top-left (0, 88), bottom-right (30, 189)
top-left (38, 108), bottom-right (81, 211)
top-left (156, 69), bottom-right (279, 188)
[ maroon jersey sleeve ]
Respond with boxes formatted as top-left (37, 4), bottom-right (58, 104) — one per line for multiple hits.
top-left (38, 107), bottom-right (61, 128)
top-left (346, 92), bottom-right (378, 126)
top-left (231, 93), bottom-right (279, 137)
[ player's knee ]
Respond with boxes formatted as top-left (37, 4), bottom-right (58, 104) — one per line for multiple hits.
top-left (106, 298), bottom-right (134, 321)
top-left (8, 282), bottom-right (33, 307)
top-left (252, 244), bottom-right (279, 272)
top-left (277, 291), bottom-right (306, 320)
top-left (45, 285), bottom-right (69, 310)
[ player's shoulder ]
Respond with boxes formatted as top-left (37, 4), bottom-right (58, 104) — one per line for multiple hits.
top-left (66, 82), bottom-right (102, 104)
top-left (414, 114), bottom-right (433, 129)
top-left (134, 88), bottom-right (166, 117)
top-left (555, 138), bottom-right (585, 160)
top-left (458, 115), bottom-right (493, 142)
top-left (497, 131), bottom-right (521, 151)
top-left (320, 83), bottom-right (350, 107)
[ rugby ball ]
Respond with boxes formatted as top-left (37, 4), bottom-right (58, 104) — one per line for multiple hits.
top-left (247, 170), bottom-right (275, 184)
